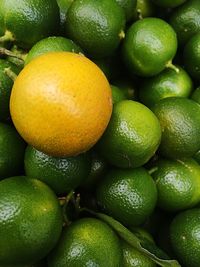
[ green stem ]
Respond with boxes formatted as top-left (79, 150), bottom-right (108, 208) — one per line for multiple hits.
top-left (119, 30), bottom-right (125, 40)
top-left (165, 61), bottom-right (180, 73)
top-left (0, 30), bottom-right (15, 43)
top-left (0, 47), bottom-right (25, 61)
top-left (4, 67), bottom-right (17, 81)
top-left (137, 9), bottom-right (143, 20)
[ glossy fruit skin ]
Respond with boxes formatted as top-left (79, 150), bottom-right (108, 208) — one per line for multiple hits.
top-left (97, 100), bottom-right (161, 168)
top-left (152, 0), bottom-right (186, 8)
top-left (184, 33), bottom-right (200, 81)
top-left (115, 0), bottom-right (137, 21)
top-left (48, 218), bottom-right (123, 267)
top-left (0, 59), bottom-right (20, 121)
top-left (151, 158), bottom-right (200, 212)
top-left (133, 0), bottom-right (156, 21)
top-left (10, 52), bottom-right (112, 157)
top-left (169, 0), bottom-right (200, 46)
top-left (0, 0), bottom-right (60, 49)
top-left (170, 208), bottom-right (200, 267)
top-left (0, 123), bottom-right (26, 180)
top-left (65, 0), bottom-right (126, 59)
top-left (83, 150), bottom-right (108, 189)
top-left (153, 97), bottom-right (200, 158)
top-left (57, 0), bottom-right (73, 33)
top-left (96, 168), bottom-right (157, 226)
top-left (139, 65), bottom-right (193, 108)
top-left (0, 176), bottom-right (63, 266)
top-left (25, 36), bottom-right (83, 65)
top-left (122, 17), bottom-right (177, 77)
top-left (24, 145), bottom-right (91, 195)
top-left (111, 85), bottom-right (127, 104)
top-left (122, 240), bottom-right (156, 267)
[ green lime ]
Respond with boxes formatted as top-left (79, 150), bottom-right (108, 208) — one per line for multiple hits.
top-left (151, 158), bottom-right (200, 211)
top-left (25, 36), bottom-right (83, 65)
top-left (48, 217), bottom-right (122, 267)
top-left (24, 145), bottom-right (91, 195)
top-left (115, 0), bottom-right (137, 21)
top-left (96, 168), bottom-right (157, 226)
top-left (0, 0), bottom-right (60, 49)
top-left (152, 0), bottom-right (186, 8)
top-left (133, 0), bottom-right (156, 21)
top-left (65, 0), bottom-right (126, 58)
top-left (82, 150), bottom-right (108, 189)
top-left (122, 17), bottom-right (178, 77)
top-left (0, 122), bottom-right (26, 180)
top-left (184, 33), bottom-right (200, 81)
top-left (170, 208), bottom-right (200, 267)
top-left (111, 85), bottom-right (127, 104)
top-left (0, 59), bottom-right (20, 121)
top-left (121, 240), bottom-right (156, 267)
top-left (139, 65), bottom-right (193, 108)
top-left (152, 97), bottom-right (200, 158)
top-left (113, 79), bottom-right (138, 100)
top-left (121, 242), bottom-right (157, 267)
top-left (57, 0), bottom-right (73, 33)
top-left (169, 0), bottom-right (200, 46)
top-left (0, 176), bottom-right (62, 266)
top-left (97, 100), bottom-right (161, 168)
top-left (191, 86), bottom-right (200, 104)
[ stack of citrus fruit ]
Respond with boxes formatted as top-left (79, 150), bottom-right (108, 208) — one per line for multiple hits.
top-left (1, 0), bottom-right (200, 266)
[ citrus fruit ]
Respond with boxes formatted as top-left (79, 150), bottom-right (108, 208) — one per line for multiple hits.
top-left (57, 0), bottom-right (73, 33)
top-left (115, 0), bottom-right (137, 21)
top-left (133, 0), bottom-right (156, 21)
top-left (114, 79), bottom-right (138, 100)
top-left (0, 0), bottom-right (60, 49)
top-left (48, 217), bottom-right (122, 267)
top-left (169, 0), bottom-right (200, 46)
top-left (111, 84), bottom-right (127, 104)
top-left (152, 97), bottom-right (200, 158)
top-left (0, 122), bottom-right (26, 180)
top-left (97, 100), bottom-right (161, 168)
top-left (122, 17), bottom-right (178, 77)
top-left (96, 168), bottom-right (157, 226)
top-left (170, 208), bottom-right (200, 267)
top-left (152, 0), bottom-right (186, 8)
top-left (10, 52), bottom-right (112, 157)
top-left (0, 59), bottom-right (20, 121)
top-left (25, 36), bottom-right (83, 65)
top-left (0, 176), bottom-right (62, 266)
top-left (183, 33), bottom-right (200, 81)
top-left (191, 86), bottom-right (200, 104)
top-left (121, 240), bottom-right (156, 267)
top-left (65, 0), bottom-right (126, 58)
top-left (139, 65), bottom-right (193, 108)
top-left (151, 158), bottom-right (200, 211)
top-left (24, 145), bottom-right (91, 195)
top-left (83, 150), bottom-right (108, 189)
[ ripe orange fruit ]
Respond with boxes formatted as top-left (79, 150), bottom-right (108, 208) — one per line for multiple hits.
top-left (10, 52), bottom-right (112, 157)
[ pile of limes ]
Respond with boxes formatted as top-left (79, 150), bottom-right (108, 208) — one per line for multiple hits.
top-left (1, 0), bottom-right (200, 266)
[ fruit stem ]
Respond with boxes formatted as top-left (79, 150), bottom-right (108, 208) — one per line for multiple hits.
top-left (165, 61), bottom-right (180, 73)
top-left (148, 166), bottom-right (158, 175)
top-left (4, 67), bottom-right (17, 81)
top-left (119, 30), bottom-right (125, 40)
top-left (0, 47), bottom-right (26, 61)
top-left (137, 9), bottom-right (143, 20)
top-left (0, 30), bottom-right (15, 43)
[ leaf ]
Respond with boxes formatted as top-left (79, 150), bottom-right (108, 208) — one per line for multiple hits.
top-left (88, 210), bottom-right (181, 267)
